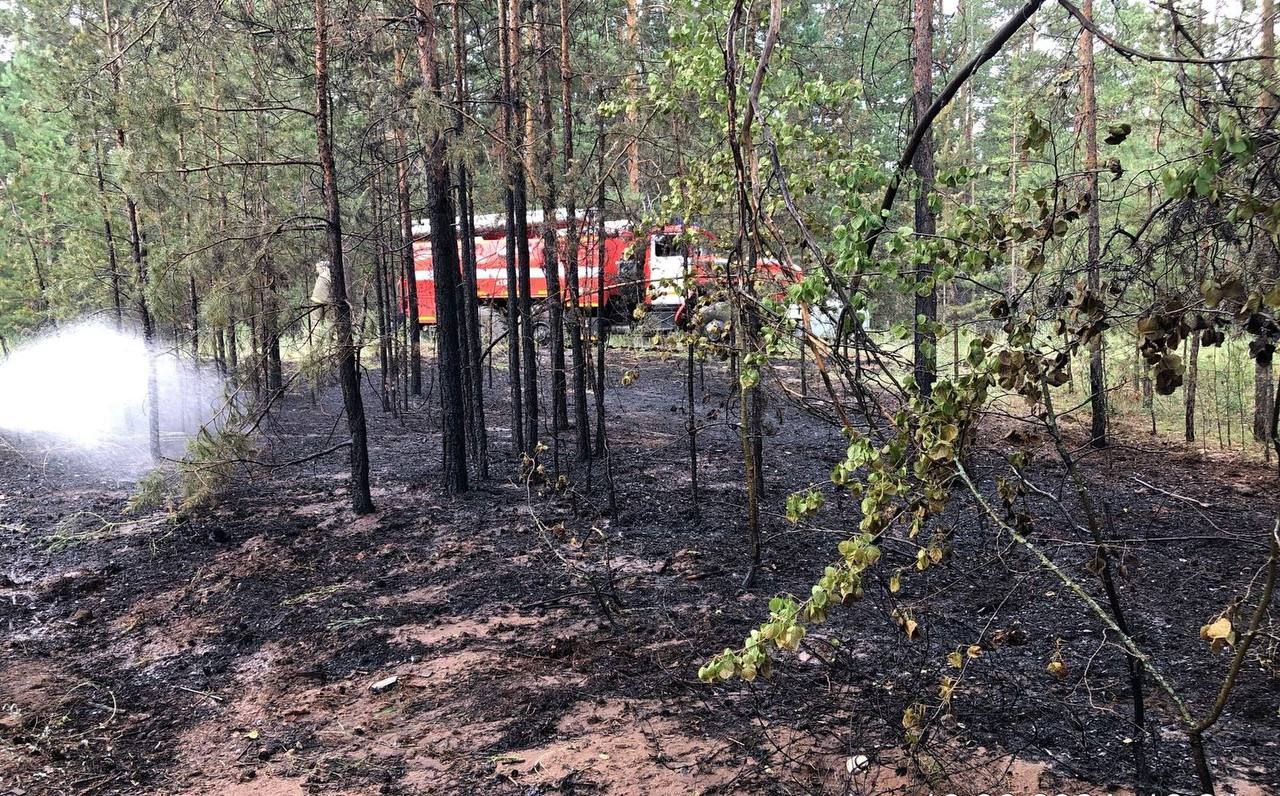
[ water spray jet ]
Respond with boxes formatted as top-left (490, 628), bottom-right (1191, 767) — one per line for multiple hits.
top-left (0, 320), bottom-right (227, 478)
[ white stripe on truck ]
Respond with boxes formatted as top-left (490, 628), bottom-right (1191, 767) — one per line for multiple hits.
top-left (415, 267), bottom-right (602, 281)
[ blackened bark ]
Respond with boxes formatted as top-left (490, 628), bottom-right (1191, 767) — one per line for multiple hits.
top-left (394, 49), bottom-right (423, 397)
top-left (457, 165), bottom-right (489, 477)
top-left (687, 340), bottom-right (699, 517)
top-left (381, 177), bottom-right (401, 417)
top-left (315, 0), bottom-right (375, 514)
top-left (126, 200), bottom-right (161, 462)
top-left (534, 0), bottom-right (567, 432)
top-left (397, 149), bottom-right (422, 396)
top-left (559, 0), bottom-right (590, 461)
top-left (189, 275), bottom-right (199, 361)
top-left (515, 175), bottom-right (538, 455)
top-left (510, 0), bottom-right (538, 455)
top-left (373, 177), bottom-right (393, 413)
top-left (214, 327), bottom-right (227, 376)
top-left (1256, 0), bottom-right (1276, 445)
top-left (415, 0), bottom-right (469, 494)
top-left (262, 258), bottom-right (283, 394)
top-left (1186, 329), bottom-right (1200, 442)
top-left (1257, 362), bottom-right (1275, 443)
top-left (94, 142), bottom-right (123, 331)
top-left (1081, 0), bottom-right (1108, 446)
top-left (227, 310), bottom-right (239, 375)
top-left (723, 0), bottom-right (772, 585)
top-left (499, 0), bottom-right (524, 455)
top-left (912, 0), bottom-right (938, 399)
top-left (452, 0), bottom-right (488, 479)
top-left (593, 93), bottom-right (609, 461)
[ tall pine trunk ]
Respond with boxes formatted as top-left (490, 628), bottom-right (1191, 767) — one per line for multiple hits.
top-left (103, 0), bottom-right (159, 459)
top-left (314, 0), bottom-right (375, 514)
top-left (510, 0), bottom-right (538, 455)
top-left (499, 0), bottom-right (524, 455)
top-left (93, 141), bottom-right (123, 331)
top-left (593, 159), bottom-right (616, 511)
top-left (1080, 0), bottom-right (1107, 446)
top-left (624, 0), bottom-right (641, 195)
top-left (373, 171), bottom-right (393, 414)
top-left (1186, 329), bottom-right (1200, 442)
top-left (1254, 0), bottom-right (1276, 445)
top-left (911, 0), bottom-right (938, 399)
top-left (533, 0), bottom-right (567, 433)
top-left (127, 200), bottom-right (161, 462)
top-left (393, 50), bottom-right (423, 397)
top-left (452, 0), bottom-right (488, 478)
top-left (559, 0), bottom-right (590, 461)
top-left (456, 165), bottom-right (488, 477)
top-left (415, 0), bottom-right (469, 493)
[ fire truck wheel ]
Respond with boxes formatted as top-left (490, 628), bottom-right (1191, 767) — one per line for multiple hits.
top-left (477, 306), bottom-right (505, 333)
top-left (586, 317), bottom-right (612, 341)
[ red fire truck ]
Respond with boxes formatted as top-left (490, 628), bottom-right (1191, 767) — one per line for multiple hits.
top-left (411, 211), bottom-right (733, 328)
top-left (409, 210), bottom-right (837, 336)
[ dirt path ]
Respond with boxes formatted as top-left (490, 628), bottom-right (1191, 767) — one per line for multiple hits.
top-left (2, 353), bottom-right (1277, 794)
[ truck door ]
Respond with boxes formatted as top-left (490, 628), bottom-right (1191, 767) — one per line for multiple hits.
top-left (647, 233), bottom-right (686, 309)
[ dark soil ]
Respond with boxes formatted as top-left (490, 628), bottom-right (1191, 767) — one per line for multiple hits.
top-left (2, 350), bottom-right (1278, 795)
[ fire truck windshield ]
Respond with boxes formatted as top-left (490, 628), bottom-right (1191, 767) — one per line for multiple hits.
top-left (653, 235), bottom-right (681, 259)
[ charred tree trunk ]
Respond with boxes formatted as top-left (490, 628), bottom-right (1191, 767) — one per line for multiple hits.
top-left (624, 0), bottom-right (640, 195)
top-left (416, 0), bottom-right (469, 493)
top-left (262, 263), bottom-right (283, 394)
top-left (214, 327), bottom-right (227, 376)
top-left (560, 0), bottom-right (590, 461)
top-left (381, 172), bottom-right (401, 417)
top-left (593, 91), bottom-right (609, 463)
top-left (594, 207), bottom-right (616, 512)
top-left (1256, 359), bottom-right (1275, 444)
top-left (394, 50), bottom-right (423, 397)
top-left (227, 311), bottom-right (239, 376)
top-left (399, 153), bottom-right (423, 399)
top-left (104, 0), bottom-right (161, 452)
top-left (126, 201), bottom-right (161, 462)
top-left (499, 0), bottom-right (524, 455)
top-left (534, 0), bottom-right (567, 434)
top-left (1080, 0), bottom-right (1108, 447)
top-left (687, 339), bottom-right (699, 518)
top-left (1254, 0), bottom-right (1276, 445)
top-left (391, 63), bottom-right (422, 399)
top-left (457, 166), bottom-right (488, 477)
top-left (912, 0), bottom-right (938, 399)
top-left (515, 181), bottom-right (538, 455)
top-left (245, 52), bottom-right (283, 398)
top-left (724, 0), bottom-right (776, 586)
top-left (189, 275), bottom-right (200, 362)
top-left (247, 292), bottom-right (262, 399)
top-left (1186, 329), bottom-right (1200, 442)
top-left (453, 0), bottom-right (488, 479)
top-left (373, 174), bottom-right (393, 414)
top-left (510, 0), bottom-right (538, 455)
top-left (93, 141), bottom-right (124, 331)
top-left (589, 98), bottom-right (615, 521)
top-left (315, 0), bottom-right (375, 514)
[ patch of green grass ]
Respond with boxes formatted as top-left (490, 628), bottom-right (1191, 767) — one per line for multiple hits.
top-left (325, 615), bottom-right (381, 632)
top-left (41, 512), bottom-right (121, 553)
top-left (281, 583), bottom-right (349, 607)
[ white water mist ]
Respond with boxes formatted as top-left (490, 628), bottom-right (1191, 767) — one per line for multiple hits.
top-left (0, 321), bottom-right (227, 477)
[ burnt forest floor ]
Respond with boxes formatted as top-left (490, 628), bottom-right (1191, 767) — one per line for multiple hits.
top-left (2, 348), bottom-right (1279, 796)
